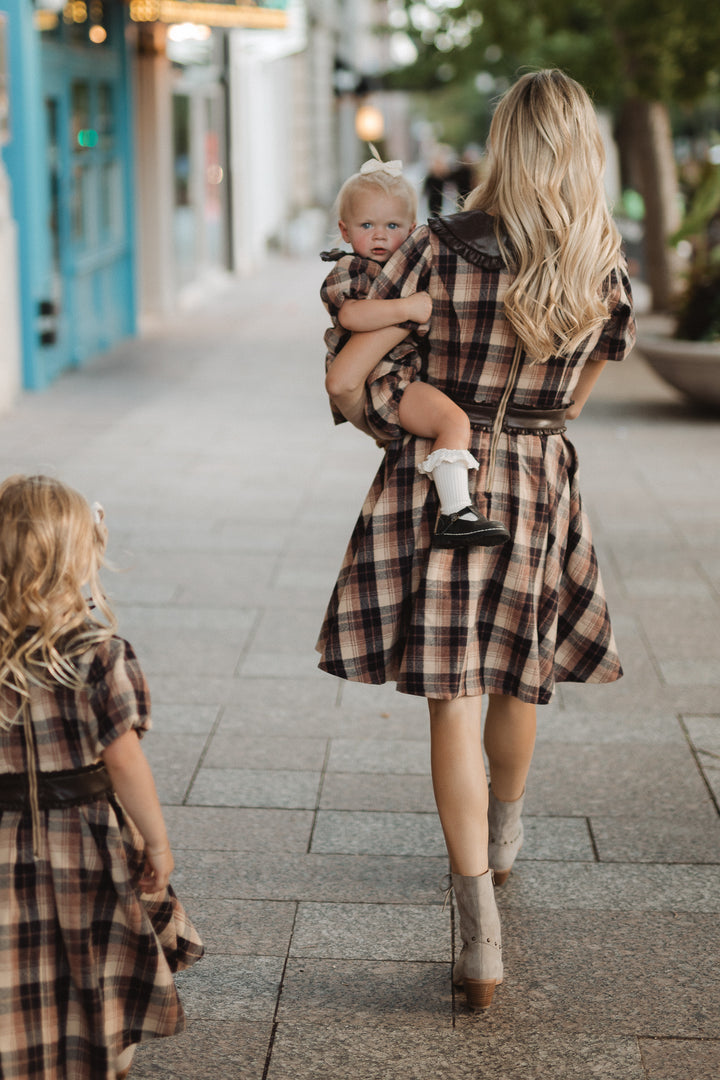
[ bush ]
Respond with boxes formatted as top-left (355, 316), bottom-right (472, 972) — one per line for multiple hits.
top-left (672, 161), bottom-right (720, 342)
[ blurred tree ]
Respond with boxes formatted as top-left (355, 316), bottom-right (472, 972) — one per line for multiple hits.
top-left (387, 0), bottom-right (720, 312)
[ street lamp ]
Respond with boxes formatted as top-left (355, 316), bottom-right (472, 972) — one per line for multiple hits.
top-left (355, 104), bottom-right (384, 143)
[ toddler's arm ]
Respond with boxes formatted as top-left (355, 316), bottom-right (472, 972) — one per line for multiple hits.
top-left (338, 291), bottom-right (432, 333)
top-left (326, 324), bottom-right (411, 429)
top-left (102, 728), bottom-right (174, 892)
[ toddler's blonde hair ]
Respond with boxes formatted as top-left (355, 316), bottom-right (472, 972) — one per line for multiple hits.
top-left (336, 169), bottom-right (418, 225)
top-left (0, 474), bottom-right (116, 725)
top-left (465, 69), bottom-right (623, 363)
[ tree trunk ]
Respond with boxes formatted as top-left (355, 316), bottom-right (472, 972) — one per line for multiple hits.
top-left (617, 98), bottom-right (682, 312)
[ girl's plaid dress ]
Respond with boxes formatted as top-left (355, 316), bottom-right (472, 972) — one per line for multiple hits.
top-left (317, 211), bottom-right (636, 704)
top-left (0, 636), bottom-right (203, 1079)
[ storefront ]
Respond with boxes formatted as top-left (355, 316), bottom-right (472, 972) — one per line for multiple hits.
top-left (1, 0), bottom-right (290, 388)
top-left (133, 1), bottom-right (290, 317)
top-left (2, 0), bottom-right (135, 389)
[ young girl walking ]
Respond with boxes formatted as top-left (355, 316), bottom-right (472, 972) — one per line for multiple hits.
top-left (0, 475), bottom-right (203, 1079)
top-left (322, 152), bottom-right (509, 549)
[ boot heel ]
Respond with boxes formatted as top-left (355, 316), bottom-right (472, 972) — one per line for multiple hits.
top-left (492, 868), bottom-right (511, 886)
top-left (463, 978), bottom-right (497, 1011)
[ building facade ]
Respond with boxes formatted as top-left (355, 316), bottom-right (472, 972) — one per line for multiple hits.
top-left (0, 0), bottom-right (406, 405)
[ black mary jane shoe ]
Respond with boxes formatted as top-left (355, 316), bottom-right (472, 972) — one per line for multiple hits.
top-left (433, 506), bottom-right (511, 550)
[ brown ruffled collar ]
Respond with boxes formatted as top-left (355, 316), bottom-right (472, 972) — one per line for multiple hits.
top-left (428, 210), bottom-right (510, 270)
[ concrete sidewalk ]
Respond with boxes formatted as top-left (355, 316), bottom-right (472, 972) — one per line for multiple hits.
top-left (1, 257), bottom-right (718, 1079)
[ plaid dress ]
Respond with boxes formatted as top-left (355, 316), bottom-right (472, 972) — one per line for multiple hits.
top-left (317, 211), bottom-right (636, 704)
top-left (0, 636), bottom-right (203, 1080)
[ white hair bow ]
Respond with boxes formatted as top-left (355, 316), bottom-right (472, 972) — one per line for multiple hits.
top-left (360, 157), bottom-right (403, 178)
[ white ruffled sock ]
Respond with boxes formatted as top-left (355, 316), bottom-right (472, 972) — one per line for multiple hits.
top-left (418, 449), bottom-right (480, 519)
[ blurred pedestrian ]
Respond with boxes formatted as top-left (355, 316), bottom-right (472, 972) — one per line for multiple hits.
top-left (451, 145), bottom-right (482, 203)
top-left (423, 146), bottom-right (452, 216)
top-left (318, 70), bottom-right (635, 1010)
top-left (0, 475), bottom-right (203, 1079)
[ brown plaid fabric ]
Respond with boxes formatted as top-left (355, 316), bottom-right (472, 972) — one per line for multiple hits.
top-left (0, 637), bottom-right (203, 1079)
top-left (317, 213), bottom-right (636, 703)
top-left (321, 249), bottom-right (424, 427)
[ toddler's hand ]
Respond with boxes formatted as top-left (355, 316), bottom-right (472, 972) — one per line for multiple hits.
top-left (405, 291), bottom-right (432, 324)
top-left (139, 845), bottom-right (174, 893)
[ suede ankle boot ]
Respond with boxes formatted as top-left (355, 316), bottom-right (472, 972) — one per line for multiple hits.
top-left (488, 789), bottom-right (525, 886)
top-left (451, 870), bottom-right (503, 1010)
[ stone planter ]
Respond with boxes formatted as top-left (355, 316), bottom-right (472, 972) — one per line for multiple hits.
top-left (637, 325), bottom-right (720, 410)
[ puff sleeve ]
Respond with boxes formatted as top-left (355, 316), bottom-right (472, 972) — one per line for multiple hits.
top-left (88, 636), bottom-right (151, 752)
top-left (362, 228), bottom-right (434, 440)
top-left (589, 264), bottom-right (637, 364)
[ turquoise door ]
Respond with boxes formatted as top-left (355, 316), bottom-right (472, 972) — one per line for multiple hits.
top-left (40, 29), bottom-right (135, 379)
top-left (2, 1), bottom-right (135, 390)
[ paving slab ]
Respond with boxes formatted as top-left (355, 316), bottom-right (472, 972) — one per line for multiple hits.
top-left (132, 1021), bottom-right (272, 1080)
top-left (172, 954), bottom-right (285, 1024)
top-left (591, 806), bottom-right (720, 864)
top-left (319, 772), bottom-right (438, 813)
top-left (142, 732), bottom-right (208, 804)
top-left (170, 851), bottom-right (448, 904)
top-left (326, 736), bottom-right (430, 775)
top-left (266, 1026), bottom-right (646, 1080)
top-left (499, 862), bottom-right (720, 913)
top-left (162, 806), bottom-right (315, 853)
top-left (525, 741), bottom-right (710, 817)
top-left (187, 766), bottom-right (323, 809)
top-left (310, 810), bottom-right (446, 856)
top-left (201, 732), bottom-right (329, 771)
top-left (470, 910), bottom-right (720, 1039)
top-left (638, 1037), bottom-right (720, 1080)
top-left (291, 902), bottom-right (450, 962)
top-left (277, 959), bottom-right (452, 1029)
top-left (181, 898), bottom-right (297, 956)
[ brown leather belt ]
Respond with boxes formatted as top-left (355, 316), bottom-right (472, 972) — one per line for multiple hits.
top-left (461, 402), bottom-right (568, 433)
top-left (0, 763), bottom-right (112, 810)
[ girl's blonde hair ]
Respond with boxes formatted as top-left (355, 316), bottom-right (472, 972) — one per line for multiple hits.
top-left (336, 169), bottom-right (418, 225)
top-left (0, 475), bottom-right (116, 724)
top-left (465, 69), bottom-right (623, 363)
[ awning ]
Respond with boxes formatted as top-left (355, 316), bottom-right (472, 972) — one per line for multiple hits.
top-left (128, 0), bottom-right (288, 29)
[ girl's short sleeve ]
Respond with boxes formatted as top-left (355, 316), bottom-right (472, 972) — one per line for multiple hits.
top-left (366, 227), bottom-right (433, 311)
top-left (591, 264), bottom-right (636, 363)
top-left (88, 636), bottom-right (151, 750)
top-left (321, 256), bottom-right (382, 318)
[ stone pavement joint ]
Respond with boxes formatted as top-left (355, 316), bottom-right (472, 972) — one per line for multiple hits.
top-left (1, 258), bottom-right (718, 1078)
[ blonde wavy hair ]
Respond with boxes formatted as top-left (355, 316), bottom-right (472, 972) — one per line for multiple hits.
top-left (336, 171), bottom-right (418, 226)
top-left (0, 475), bottom-right (116, 726)
top-left (465, 69), bottom-right (623, 363)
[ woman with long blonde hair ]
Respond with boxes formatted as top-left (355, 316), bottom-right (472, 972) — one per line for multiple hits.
top-left (0, 475), bottom-right (203, 1079)
top-left (318, 70), bottom-right (635, 1010)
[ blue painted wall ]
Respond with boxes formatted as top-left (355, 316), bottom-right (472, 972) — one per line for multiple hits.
top-left (1, 0), bottom-right (135, 390)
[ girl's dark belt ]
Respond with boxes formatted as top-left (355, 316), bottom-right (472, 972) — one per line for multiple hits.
top-left (460, 401), bottom-right (568, 433)
top-left (0, 763), bottom-right (112, 810)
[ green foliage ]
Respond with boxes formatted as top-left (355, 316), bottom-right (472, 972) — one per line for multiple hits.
top-left (672, 164), bottom-right (720, 243)
top-left (673, 164), bottom-right (720, 341)
top-left (674, 259), bottom-right (720, 342)
top-left (390, 0), bottom-right (720, 107)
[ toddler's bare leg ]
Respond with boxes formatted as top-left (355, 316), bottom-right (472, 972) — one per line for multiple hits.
top-left (398, 380), bottom-right (471, 451)
top-left (326, 326), bottom-right (410, 434)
